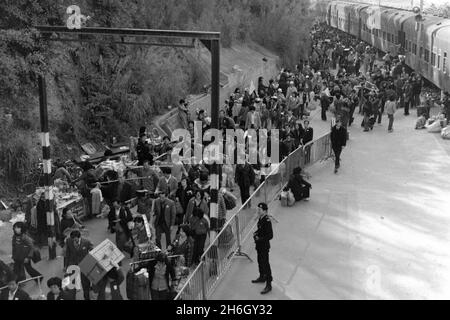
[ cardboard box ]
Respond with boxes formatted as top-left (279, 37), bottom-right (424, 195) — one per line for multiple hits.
top-left (89, 239), bottom-right (125, 272)
top-left (79, 253), bottom-right (107, 285)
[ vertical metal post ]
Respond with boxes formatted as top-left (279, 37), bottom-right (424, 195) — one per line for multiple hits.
top-left (200, 261), bottom-right (207, 300)
top-left (38, 75), bottom-right (56, 260)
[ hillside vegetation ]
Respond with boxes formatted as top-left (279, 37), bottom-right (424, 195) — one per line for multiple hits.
top-left (0, 0), bottom-right (314, 191)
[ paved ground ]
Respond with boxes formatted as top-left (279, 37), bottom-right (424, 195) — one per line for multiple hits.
top-left (211, 105), bottom-right (450, 300)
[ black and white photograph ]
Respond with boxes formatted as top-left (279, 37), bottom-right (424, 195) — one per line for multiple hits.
top-left (1, 0), bottom-right (450, 307)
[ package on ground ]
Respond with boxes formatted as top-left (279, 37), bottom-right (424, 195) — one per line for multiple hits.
top-left (441, 126), bottom-right (450, 139)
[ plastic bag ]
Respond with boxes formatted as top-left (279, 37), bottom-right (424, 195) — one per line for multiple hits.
top-left (441, 126), bottom-right (450, 139)
top-left (280, 191), bottom-right (288, 207)
top-left (287, 190), bottom-right (295, 206)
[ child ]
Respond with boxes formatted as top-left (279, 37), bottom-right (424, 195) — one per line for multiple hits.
top-left (90, 182), bottom-right (103, 217)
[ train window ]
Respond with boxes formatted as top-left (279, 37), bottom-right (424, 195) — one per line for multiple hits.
top-left (387, 33), bottom-right (391, 42)
top-left (444, 52), bottom-right (448, 73)
top-left (425, 49), bottom-right (430, 63)
top-left (413, 43), bottom-right (417, 55)
top-left (383, 31), bottom-right (386, 40)
top-left (420, 46), bottom-right (423, 58)
top-left (438, 55), bottom-right (441, 69)
top-left (432, 53), bottom-right (436, 66)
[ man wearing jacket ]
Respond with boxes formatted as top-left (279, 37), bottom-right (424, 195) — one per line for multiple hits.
top-left (151, 191), bottom-right (176, 249)
top-left (108, 200), bottom-right (133, 253)
top-left (0, 274), bottom-right (31, 300)
top-left (252, 203), bottom-right (273, 295)
top-left (235, 161), bottom-right (255, 209)
top-left (64, 230), bottom-right (93, 300)
top-left (331, 119), bottom-right (347, 174)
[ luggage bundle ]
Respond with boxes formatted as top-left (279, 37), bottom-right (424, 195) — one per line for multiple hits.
top-left (126, 268), bottom-right (150, 300)
top-left (280, 188), bottom-right (295, 207)
top-left (441, 126), bottom-right (450, 140)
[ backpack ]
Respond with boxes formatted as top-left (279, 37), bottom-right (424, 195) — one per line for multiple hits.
top-left (192, 217), bottom-right (208, 235)
top-left (222, 192), bottom-right (236, 210)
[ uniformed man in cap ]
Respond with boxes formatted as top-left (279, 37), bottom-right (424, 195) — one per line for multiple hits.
top-left (251, 202), bottom-right (273, 294)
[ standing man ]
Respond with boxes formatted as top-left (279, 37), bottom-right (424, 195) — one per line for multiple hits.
top-left (330, 119), bottom-right (347, 174)
top-left (252, 203), bottom-right (273, 295)
top-left (64, 230), bottom-right (94, 300)
top-left (0, 274), bottom-right (31, 300)
top-left (235, 160), bottom-right (255, 209)
top-left (151, 191), bottom-right (176, 250)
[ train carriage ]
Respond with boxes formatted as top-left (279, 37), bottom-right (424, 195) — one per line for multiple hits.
top-left (434, 26), bottom-right (450, 90)
top-left (349, 4), bottom-right (370, 39)
top-left (403, 15), bottom-right (443, 77)
top-left (326, 0), bottom-right (450, 92)
top-left (392, 10), bottom-right (417, 55)
top-left (360, 6), bottom-right (381, 49)
top-left (335, 2), bottom-right (351, 33)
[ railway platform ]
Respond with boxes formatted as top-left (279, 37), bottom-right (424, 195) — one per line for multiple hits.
top-left (211, 107), bottom-right (450, 300)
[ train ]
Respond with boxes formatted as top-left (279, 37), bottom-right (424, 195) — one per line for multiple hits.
top-left (320, 1), bottom-right (450, 92)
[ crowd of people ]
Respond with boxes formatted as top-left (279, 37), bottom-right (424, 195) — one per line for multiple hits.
top-left (3, 17), bottom-right (449, 300)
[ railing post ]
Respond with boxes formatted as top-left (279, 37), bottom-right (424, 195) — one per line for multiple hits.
top-left (235, 216), bottom-right (241, 252)
top-left (200, 261), bottom-right (207, 300)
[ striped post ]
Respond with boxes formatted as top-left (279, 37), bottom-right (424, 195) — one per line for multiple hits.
top-left (209, 38), bottom-right (221, 242)
top-left (39, 75), bottom-right (57, 260)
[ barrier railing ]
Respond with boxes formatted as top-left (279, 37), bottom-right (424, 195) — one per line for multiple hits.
top-left (174, 131), bottom-right (333, 300)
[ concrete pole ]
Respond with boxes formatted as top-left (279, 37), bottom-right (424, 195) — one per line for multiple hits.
top-left (209, 39), bottom-right (220, 243)
top-left (38, 75), bottom-right (57, 260)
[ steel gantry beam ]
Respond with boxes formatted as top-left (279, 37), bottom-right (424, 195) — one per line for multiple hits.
top-left (35, 25), bottom-right (221, 260)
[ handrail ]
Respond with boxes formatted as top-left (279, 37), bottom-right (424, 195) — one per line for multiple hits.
top-left (174, 131), bottom-right (333, 300)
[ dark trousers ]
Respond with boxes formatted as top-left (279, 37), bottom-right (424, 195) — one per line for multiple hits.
top-left (333, 147), bottom-right (342, 168)
top-left (13, 260), bottom-right (42, 282)
top-left (363, 112), bottom-right (371, 130)
top-left (376, 103), bottom-right (385, 124)
top-left (413, 93), bottom-right (421, 107)
top-left (81, 273), bottom-right (91, 300)
top-left (388, 114), bottom-right (394, 131)
top-left (404, 100), bottom-right (411, 115)
top-left (155, 223), bottom-right (171, 249)
top-left (192, 233), bottom-right (207, 264)
top-left (96, 271), bottom-right (124, 300)
top-left (348, 105), bottom-right (356, 126)
top-left (321, 105), bottom-right (327, 121)
top-left (304, 145), bottom-right (312, 164)
top-left (256, 248), bottom-right (272, 282)
top-left (299, 186), bottom-right (310, 200)
top-left (151, 289), bottom-right (169, 300)
top-left (239, 185), bottom-right (251, 208)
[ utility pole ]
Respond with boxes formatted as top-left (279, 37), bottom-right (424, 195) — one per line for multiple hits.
top-left (38, 75), bottom-right (57, 260)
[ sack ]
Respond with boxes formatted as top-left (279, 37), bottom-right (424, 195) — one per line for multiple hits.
top-left (126, 270), bottom-right (150, 300)
top-left (31, 248), bottom-right (41, 263)
top-left (287, 190), bottom-right (295, 206)
top-left (193, 218), bottom-right (208, 235)
top-left (223, 192), bottom-right (236, 210)
top-left (280, 191), bottom-right (288, 207)
top-left (442, 126), bottom-right (450, 139)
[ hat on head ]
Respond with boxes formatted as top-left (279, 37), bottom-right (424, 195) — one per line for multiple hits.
top-left (257, 202), bottom-right (268, 211)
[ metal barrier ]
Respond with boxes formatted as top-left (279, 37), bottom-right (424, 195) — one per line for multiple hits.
top-left (174, 131), bottom-right (333, 300)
